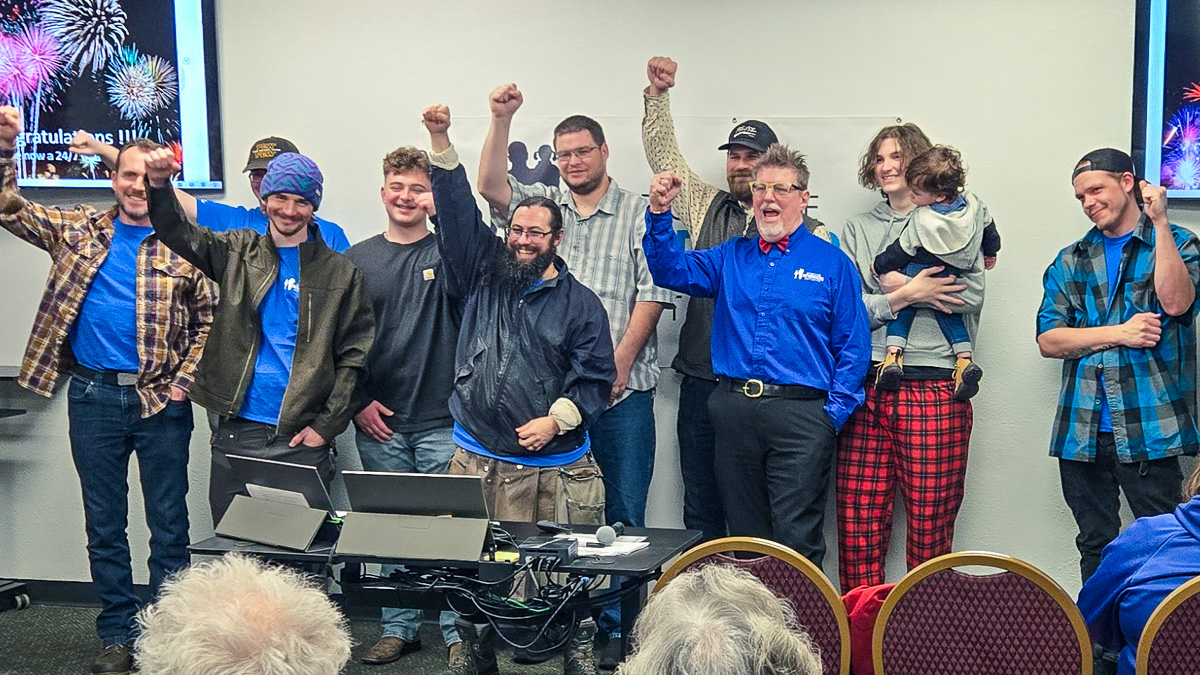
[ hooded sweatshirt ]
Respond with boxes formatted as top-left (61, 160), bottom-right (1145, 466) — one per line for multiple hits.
top-left (1077, 495), bottom-right (1200, 675)
top-left (841, 200), bottom-right (987, 369)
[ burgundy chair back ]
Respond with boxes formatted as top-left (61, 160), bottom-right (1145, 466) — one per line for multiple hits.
top-left (1138, 574), bottom-right (1200, 675)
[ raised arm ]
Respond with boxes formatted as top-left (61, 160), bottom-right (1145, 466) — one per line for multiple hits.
top-left (478, 83), bottom-right (523, 214)
top-left (71, 130), bottom-right (200, 221)
top-left (1142, 181), bottom-right (1198, 316)
top-left (144, 148), bottom-right (230, 281)
top-left (642, 171), bottom-right (724, 298)
top-left (642, 57), bottom-right (718, 237)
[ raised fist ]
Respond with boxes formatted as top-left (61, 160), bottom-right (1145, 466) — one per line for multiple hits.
top-left (144, 147), bottom-right (181, 188)
top-left (68, 130), bottom-right (101, 156)
top-left (646, 56), bottom-right (677, 95)
top-left (489, 83), bottom-right (523, 119)
top-left (649, 171), bottom-right (682, 214)
top-left (422, 104), bottom-right (451, 134)
top-left (0, 107), bottom-right (23, 149)
top-left (1139, 179), bottom-right (1168, 223)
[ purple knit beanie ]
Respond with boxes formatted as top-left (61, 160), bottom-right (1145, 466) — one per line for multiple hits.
top-left (260, 152), bottom-right (324, 210)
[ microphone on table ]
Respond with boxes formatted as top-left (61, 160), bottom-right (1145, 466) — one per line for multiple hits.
top-left (594, 522), bottom-right (626, 546)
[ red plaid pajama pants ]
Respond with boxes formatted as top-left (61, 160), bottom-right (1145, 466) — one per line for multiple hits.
top-left (836, 378), bottom-right (972, 590)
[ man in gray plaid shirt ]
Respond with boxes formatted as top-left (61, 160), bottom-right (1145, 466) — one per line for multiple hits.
top-left (479, 83), bottom-right (674, 668)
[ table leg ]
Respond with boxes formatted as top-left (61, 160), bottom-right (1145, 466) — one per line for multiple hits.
top-left (619, 577), bottom-right (648, 657)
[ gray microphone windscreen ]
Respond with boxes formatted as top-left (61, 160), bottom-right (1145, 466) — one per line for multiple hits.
top-left (595, 525), bottom-right (616, 546)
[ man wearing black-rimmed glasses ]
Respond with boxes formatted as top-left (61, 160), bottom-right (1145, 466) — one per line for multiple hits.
top-left (643, 143), bottom-right (871, 568)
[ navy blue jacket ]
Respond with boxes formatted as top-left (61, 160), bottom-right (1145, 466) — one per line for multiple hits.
top-left (430, 165), bottom-right (615, 459)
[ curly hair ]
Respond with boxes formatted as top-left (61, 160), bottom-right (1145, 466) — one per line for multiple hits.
top-left (382, 146), bottom-right (430, 178)
top-left (857, 122), bottom-right (933, 190)
top-left (905, 145), bottom-right (967, 200)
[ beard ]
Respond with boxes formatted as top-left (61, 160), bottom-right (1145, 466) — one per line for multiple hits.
top-left (564, 169), bottom-right (606, 196)
top-left (116, 193), bottom-right (149, 222)
top-left (487, 244), bottom-right (558, 292)
top-left (727, 171), bottom-right (753, 203)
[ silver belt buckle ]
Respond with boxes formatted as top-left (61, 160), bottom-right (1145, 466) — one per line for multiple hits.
top-left (742, 378), bottom-right (765, 398)
top-left (116, 373), bottom-right (138, 387)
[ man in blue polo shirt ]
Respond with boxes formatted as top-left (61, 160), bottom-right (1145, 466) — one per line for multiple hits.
top-left (643, 144), bottom-right (870, 567)
top-left (69, 132), bottom-right (350, 251)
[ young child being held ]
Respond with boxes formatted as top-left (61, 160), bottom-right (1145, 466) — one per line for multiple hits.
top-left (872, 145), bottom-right (1000, 401)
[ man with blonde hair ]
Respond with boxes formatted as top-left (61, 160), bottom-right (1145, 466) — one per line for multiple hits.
top-left (135, 554), bottom-right (351, 675)
top-left (643, 144), bottom-right (870, 567)
top-left (620, 565), bottom-right (822, 675)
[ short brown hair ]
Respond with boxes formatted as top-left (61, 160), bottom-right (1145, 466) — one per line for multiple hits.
top-left (905, 145), bottom-right (967, 200)
top-left (382, 146), bottom-right (430, 178)
top-left (115, 139), bottom-right (164, 172)
top-left (857, 123), bottom-right (933, 190)
top-left (752, 143), bottom-right (810, 191)
top-left (1186, 460), bottom-right (1200, 500)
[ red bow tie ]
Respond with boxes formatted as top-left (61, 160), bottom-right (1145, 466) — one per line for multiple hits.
top-left (758, 236), bottom-right (789, 254)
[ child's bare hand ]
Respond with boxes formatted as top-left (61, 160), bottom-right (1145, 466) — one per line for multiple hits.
top-left (984, 256), bottom-right (997, 270)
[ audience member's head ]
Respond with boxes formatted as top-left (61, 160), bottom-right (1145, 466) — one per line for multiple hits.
top-left (134, 554), bottom-right (351, 675)
top-left (619, 565), bottom-right (822, 675)
top-left (1186, 457), bottom-right (1200, 500)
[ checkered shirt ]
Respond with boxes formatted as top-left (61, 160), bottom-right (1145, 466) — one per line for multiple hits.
top-left (506, 176), bottom-right (674, 402)
top-left (0, 151), bottom-right (215, 417)
top-left (1036, 215), bottom-right (1200, 462)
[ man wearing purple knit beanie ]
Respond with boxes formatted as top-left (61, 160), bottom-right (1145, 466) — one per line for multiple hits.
top-left (143, 148), bottom-right (375, 525)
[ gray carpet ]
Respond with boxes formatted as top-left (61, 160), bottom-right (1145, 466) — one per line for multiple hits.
top-left (0, 604), bottom-right (567, 675)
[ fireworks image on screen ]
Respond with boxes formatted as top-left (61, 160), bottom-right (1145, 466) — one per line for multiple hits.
top-left (105, 47), bottom-right (176, 120)
top-left (38, 0), bottom-right (127, 75)
top-left (1162, 104), bottom-right (1200, 190)
top-left (76, 151), bottom-right (99, 177)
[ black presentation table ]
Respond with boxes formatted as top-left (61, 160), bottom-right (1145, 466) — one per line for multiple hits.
top-left (191, 522), bottom-right (701, 656)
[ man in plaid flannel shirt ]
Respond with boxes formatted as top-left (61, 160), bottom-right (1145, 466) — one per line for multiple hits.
top-left (1037, 148), bottom-right (1200, 584)
top-left (0, 107), bottom-right (214, 675)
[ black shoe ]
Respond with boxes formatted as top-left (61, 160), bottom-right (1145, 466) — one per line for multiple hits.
top-left (510, 625), bottom-right (555, 665)
top-left (595, 633), bottom-right (622, 671)
top-left (92, 644), bottom-right (134, 674)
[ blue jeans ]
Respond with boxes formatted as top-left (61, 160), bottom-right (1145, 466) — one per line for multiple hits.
top-left (67, 374), bottom-right (193, 646)
top-left (886, 262), bottom-right (972, 353)
top-left (355, 425), bottom-right (461, 645)
top-left (588, 389), bottom-right (656, 638)
top-left (677, 376), bottom-right (726, 542)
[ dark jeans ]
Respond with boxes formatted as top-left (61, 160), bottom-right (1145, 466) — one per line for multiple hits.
top-left (887, 261), bottom-right (971, 352)
top-left (677, 375), bottom-right (726, 542)
top-left (709, 387), bottom-right (836, 567)
top-left (589, 389), bottom-right (656, 638)
top-left (209, 417), bottom-right (336, 525)
top-left (1059, 432), bottom-right (1184, 583)
top-left (67, 374), bottom-right (193, 646)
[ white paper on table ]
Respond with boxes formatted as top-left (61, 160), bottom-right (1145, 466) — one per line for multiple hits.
top-left (555, 533), bottom-right (649, 555)
top-left (246, 483), bottom-right (311, 508)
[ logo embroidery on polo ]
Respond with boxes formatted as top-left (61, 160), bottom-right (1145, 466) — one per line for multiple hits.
top-left (793, 268), bottom-right (824, 283)
top-left (284, 277), bottom-right (299, 292)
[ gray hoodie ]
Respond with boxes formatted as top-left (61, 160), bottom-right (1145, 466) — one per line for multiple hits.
top-left (841, 200), bottom-right (986, 369)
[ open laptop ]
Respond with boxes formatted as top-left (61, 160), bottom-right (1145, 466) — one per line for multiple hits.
top-left (337, 471), bottom-right (492, 562)
top-left (215, 455), bottom-right (336, 551)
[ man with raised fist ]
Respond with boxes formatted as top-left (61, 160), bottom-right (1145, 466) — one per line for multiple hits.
top-left (142, 147), bottom-right (374, 525)
top-left (1037, 148), bottom-right (1200, 583)
top-left (0, 106), bottom-right (213, 674)
top-left (641, 55), bottom-right (834, 546)
top-left (642, 146), bottom-right (870, 571)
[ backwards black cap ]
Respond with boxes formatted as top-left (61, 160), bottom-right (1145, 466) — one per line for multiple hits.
top-left (1072, 148), bottom-right (1143, 206)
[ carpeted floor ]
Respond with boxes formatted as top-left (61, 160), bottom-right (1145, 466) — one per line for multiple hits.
top-left (0, 604), bottom-right (568, 675)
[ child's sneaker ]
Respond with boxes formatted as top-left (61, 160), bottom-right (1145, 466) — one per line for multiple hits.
top-left (875, 352), bottom-right (903, 390)
top-left (953, 358), bottom-right (983, 401)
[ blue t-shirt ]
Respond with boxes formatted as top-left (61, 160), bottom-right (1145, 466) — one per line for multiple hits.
top-left (238, 246), bottom-right (300, 425)
top-left (70, 219), bottom-right (152, 372)
top-left (453, 422), bottom-right (590, 467)
top-left (930, 193), bottom-right (968, 214)
top-left (195, 199), bottom-right (350, 252)
top-left (1099, 230), bottom-right (1134, 432)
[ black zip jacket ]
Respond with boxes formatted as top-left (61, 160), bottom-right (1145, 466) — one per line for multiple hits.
top-left (147, 185), bottom-right (374, 440)
top-left (431, 164), bottom-right (614, 459)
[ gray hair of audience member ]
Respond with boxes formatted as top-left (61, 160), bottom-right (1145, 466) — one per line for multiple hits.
top-left (618, 564), bottom-right (823, 675)
top-left (134, 553), bottom-right (351, 675)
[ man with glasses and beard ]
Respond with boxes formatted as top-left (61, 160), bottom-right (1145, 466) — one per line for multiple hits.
top-left (417, 106), bottom-right (615, 675)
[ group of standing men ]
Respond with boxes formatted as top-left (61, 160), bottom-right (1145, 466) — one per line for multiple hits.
top-left (1, 52), bottom-right (1199, 675)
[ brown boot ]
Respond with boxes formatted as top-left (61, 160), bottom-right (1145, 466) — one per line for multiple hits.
top-left (875, 351), bottom-right (903, 390)
top-left (361, 636), bottom-right (422, 665)
top-left (952, 357), bottom-right (983, 401)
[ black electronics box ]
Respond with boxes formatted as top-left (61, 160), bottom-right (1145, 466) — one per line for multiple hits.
top-left (518, 536), bottom-right (578, 564)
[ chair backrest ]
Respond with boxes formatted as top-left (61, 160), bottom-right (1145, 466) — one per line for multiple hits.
top-left (656, 536), bottom-right (850, 674)
top-left (1136, 574), bottom-right (1200, 675)
top-left (872, 551), bottom-right (1092, 675)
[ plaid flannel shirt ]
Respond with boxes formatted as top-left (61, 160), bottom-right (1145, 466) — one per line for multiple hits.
top-left (1037, 215), bottom-right (1200, 462)
top-left (0, 150), bottom-right (214, 418)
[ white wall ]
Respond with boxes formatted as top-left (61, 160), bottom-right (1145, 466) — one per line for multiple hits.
top-left (1, 0), bottom-right (1194, 597)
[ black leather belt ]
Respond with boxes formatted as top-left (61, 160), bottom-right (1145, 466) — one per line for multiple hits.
top-left (717, 377), bottom-right (824, 400)
top-left (73, 364), bottom-right (138, 386)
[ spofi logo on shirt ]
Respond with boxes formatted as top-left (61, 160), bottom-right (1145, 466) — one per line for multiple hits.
top-left (793, 268), bottom-right (825, 283)
top-left (283, 277), bottom-right (299, 293)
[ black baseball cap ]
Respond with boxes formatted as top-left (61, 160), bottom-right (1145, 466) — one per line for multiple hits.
top-left (1072, 148), bottom-right (1143, 205)
top-left (718, 120), bottom-right (778, 152)
top-left (244, 137), bottom-right (299, 172)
